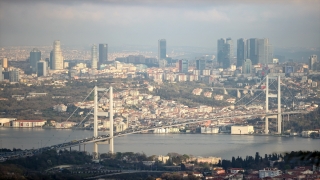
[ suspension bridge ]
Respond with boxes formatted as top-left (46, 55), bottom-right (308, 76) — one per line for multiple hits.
top-left (0, 75), bottom-right (308, 160)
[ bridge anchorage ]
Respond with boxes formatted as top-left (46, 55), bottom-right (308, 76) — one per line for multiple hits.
top-left (92, 86), bottom-right (114, 159)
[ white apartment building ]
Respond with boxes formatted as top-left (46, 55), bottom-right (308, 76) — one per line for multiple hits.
top-left (11, 120), bottom-right (46, 127)
top-left (259, 168), bottom-right (282, 178)
top-left (231, 125), bottom-right (254, 135)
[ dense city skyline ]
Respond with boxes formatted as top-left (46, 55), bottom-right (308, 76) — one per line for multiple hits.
top-left (0, 0), bottom-right (319, 48)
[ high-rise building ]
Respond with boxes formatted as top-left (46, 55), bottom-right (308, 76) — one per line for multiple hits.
top-left (309, 55), bottom-right (317, 70)
top-left (196, 59), bottom-right (206, 72)
top-left (37, 61), bottom-right (47, 77)
top-left (45, 58), bottom-right (50, 69)
top-left (248, 38), bottom-right (258, 65)
top-left (217, 38), bottom-right (232, 69)
top-left (99, 44), bottom-right (108, 65)
top-left (49, 50), bottom-right (53, 70)
top-left (217, 38), bottom-right (225, 66)
top-left (247, 38), bottom-right (273, 65)
top-left (0, 61), bottom-right (3, 81)
top-left (1, 58), bottom-right (8, 69)
top-left (158, 39), bottom-right (166, 61)
top-left (52, 40), bottom-right (63, 70)
top-left (91, 44), bottom-right (98, 69)
top-left (30, 48), bottom-right (41, 73)
top-left (178, 59), bottom-right (189, 73)
top-left (237, 38), bottom-right (247, 67)
top-left (242, 59), bottom-right (252, 74)
top-left (226, 38), bottom-right (233, 58)
top-left (9, 69), bottom-right (19, 82)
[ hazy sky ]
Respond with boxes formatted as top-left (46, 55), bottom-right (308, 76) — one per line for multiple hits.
top-left (0, 0), bottom-right (319, 48)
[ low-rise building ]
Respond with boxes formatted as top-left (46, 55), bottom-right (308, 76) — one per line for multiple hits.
top-left (157, 155), bottom-right (170, 164)
top-left (301, 130), bottom-right (318, 137)
top-left (229, 168), bottom-right (244, 174)
top-left (0, 118), bottom-right (16, 127)
top-left (11, 120), bottom-right (46, 128)
top-left (193, 156), bottom-right (221, 165)
top-left (231, 125), bottom-right (254, 135)
top-left (55, 122), bottom-right (77, 128)
top-left (259, 168), bottom-right (282, 178)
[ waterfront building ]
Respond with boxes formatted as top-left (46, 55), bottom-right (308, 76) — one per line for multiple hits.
top-left (55, 122), bottom-right (77, 128)
top-left (52, 40), bottom-right (63, 70)
top-left (99, 44), bottom-right (108, 64)
top-left (11, 120), bottom-right (46, 128)
top-left (0, 118), bottom-right (16, 127)
top-left (231, 125), bottom-right (254, 134)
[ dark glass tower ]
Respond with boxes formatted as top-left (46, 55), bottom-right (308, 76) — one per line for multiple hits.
top-left (158, 39), bottom-right (166, 60)
top-left (30, 48), bottom-right (41, 73)
top-left (99, 44), bottom-right (108, 65)
top-left (237, 38), bottom-right (247, 67)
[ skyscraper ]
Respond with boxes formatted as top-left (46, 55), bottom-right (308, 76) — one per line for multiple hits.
top-left (158, 39), bottom-right (166, 61)
top-left (247, 38), bottom-right (273, 65)
top-left (217, 38), bottom-right (225, 66)
top-left (178, 59), bottom-right (189, 73)
top-left (52, 40), bottom-right (63, 70)
top-left (99, 44), bottom-right (108, 65)
top-left (242, 59), bottom-right (252, 74)
top-left (217, 38), bottom-right (232, 69)
top-left (226, 38), bottom-right (233, 58)
top-left (30, 48), bottom-right (41, 73)
top-left (196, 59), bottom-right (206, 71)
top-left (309, 55), bottom-right (317, 70)
top-left (248, 38), bottom-right (258, 65)
top-left (237, 38), bottom-right (247, 67)
top-left (1, 58), bottom-right (8, 69)
top-left (91, 44), bottom-right (98, 69)
top-left (49, 50), bottom-right (53, 70)
top-left (9, 69), bottom-right (19, 82)
top-left (37, 60), bottom-right (47, 77)
top-left (0, 61), bottom-right (3, 81)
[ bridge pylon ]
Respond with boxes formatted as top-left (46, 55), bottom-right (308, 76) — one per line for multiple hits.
top-left (93, 86), bottom-right (114, 159)
top-left (265, 75), bottom-right (282, 134)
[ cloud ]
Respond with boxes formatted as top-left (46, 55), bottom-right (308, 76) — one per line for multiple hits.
top-left (184, 9), bottom-right (229, 22)
top-left (0, 0), bottom-right (319, 47)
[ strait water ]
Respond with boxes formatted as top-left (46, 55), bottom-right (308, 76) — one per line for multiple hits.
top-left (0, 128), bottom-right (319, 159)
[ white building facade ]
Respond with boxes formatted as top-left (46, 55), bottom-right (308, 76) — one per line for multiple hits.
top-left (231, 125), bottom-right (254, 135)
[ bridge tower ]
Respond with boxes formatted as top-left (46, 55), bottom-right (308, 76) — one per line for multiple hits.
top-left (93, 86), bottom-right (114, 159)
top-left (265, 75), bottom-right (282, 134)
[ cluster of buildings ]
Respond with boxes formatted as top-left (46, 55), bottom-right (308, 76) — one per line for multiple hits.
top-left (198, 166), bottom-right (320, 180)
top-left (0, 118), bottom-right (46, 128)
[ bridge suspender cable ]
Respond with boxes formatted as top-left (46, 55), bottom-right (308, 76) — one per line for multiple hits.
top-left (64, 87), bottom-right (94, 123)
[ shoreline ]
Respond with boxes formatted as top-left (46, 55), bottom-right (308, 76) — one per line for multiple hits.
top-left (0, 126), bottom-right (308, 138)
